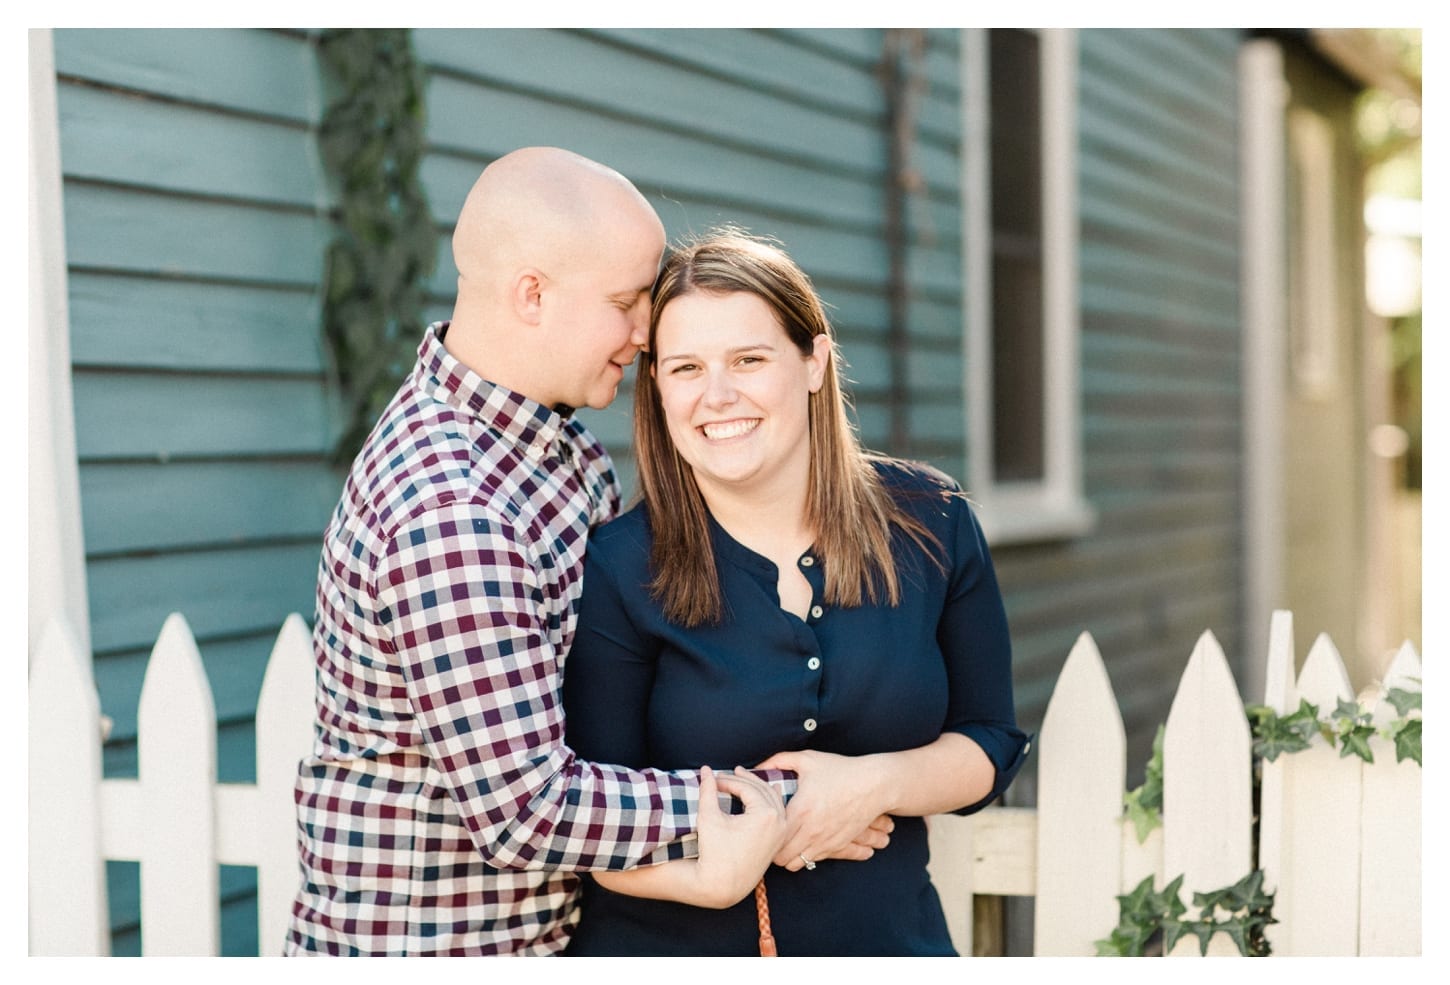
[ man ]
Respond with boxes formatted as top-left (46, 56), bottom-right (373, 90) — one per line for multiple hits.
top-left (286, 148), bottom-right (809, 956)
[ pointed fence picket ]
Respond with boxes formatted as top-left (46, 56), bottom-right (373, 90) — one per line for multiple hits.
top-left (1033, 631), bottom-right (1125, 956)
top-left (1358, 641), bottom-right (1422, 955)
top-left (1161, 632), bottom-right (1254, 956)
top-left (28, 611), bottom-right (315, 956)
top-left (28, 609), bottom-right (1419, 956)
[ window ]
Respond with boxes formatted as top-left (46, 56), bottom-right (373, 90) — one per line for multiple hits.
top-left (962, 28), bottom-right (1094, 543)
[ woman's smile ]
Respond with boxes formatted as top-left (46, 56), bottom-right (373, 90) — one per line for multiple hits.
top-left (700, 418), bottom-right (761, 441)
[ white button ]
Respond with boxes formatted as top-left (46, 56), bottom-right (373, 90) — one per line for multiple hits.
top-left (807, 657), bottom-right (821, 670)
top-left (800, 556), bottom-right (815, 567)
top-left (809, 605), bottom-right (824, 619)
top-left (1024, 741), bottom-right (1032, 755)
top-left (803, 718), bottom-right (818, 732)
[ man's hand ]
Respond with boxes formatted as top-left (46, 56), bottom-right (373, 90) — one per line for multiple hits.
top-left (688, 765), bottom-right (789, 908)
top-left (753, 748), bottom-right (892, 872)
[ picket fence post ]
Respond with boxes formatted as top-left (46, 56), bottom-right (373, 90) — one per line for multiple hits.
top-left (137, 613), bottom-right (220, 955)
top-left (254, 614), bottom-right (315, 957)
top-left (1256, 609), bottom-right (1297, 956)
top-left (28, 616), bottom-right (110, 955)
top-left (1357, 640), bottom-right (1422, 955)
top-left (1161, 631), bottom-right (1253, 956)
top-left (1033, 632), bottom-right (1125, 955)
top-left (1269, 633), bottom-right (1363, 955)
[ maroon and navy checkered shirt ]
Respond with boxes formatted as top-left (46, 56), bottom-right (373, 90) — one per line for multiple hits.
top-left (286, 323), bottom-right (757, 955)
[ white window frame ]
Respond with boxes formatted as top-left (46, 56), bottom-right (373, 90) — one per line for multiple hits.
top-left (961, 28), bottom-right (1094, 545)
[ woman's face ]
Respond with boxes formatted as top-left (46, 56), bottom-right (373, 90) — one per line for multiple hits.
top-left (652, 290), bottom-right (830, 504)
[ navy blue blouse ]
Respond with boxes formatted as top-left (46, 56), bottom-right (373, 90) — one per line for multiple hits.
top-left (562, 459), bottom-right (1029, 956)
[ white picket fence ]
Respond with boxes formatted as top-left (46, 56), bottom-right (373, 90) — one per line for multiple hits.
top-left (28, 609), bottom-right (1420, 956)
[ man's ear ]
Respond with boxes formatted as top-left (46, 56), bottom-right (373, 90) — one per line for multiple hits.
top-left (513, 268), bottom-right (546, 324)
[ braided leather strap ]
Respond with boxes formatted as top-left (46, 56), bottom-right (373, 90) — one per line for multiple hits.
top-left (754, 878), bottom-right (777, 956)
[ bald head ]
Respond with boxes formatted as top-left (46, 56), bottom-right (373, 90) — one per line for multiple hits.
top-left (452, 147), bottom-right (663, 299)
top-left (442, 148), bottom-right (665, 409)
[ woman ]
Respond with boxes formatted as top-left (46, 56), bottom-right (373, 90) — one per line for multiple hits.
top-left (561, 229), bottom-right (1029, 956)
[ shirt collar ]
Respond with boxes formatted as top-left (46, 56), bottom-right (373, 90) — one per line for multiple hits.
top-left (415, 321), bottom-right (569, 460)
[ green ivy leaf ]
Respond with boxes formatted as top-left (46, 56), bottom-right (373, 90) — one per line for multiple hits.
top-left (1388, 716), bottom-right (1422, 765)
top-left (1160, 916), bottom-right (1189, 954)
top-left (1218, 916), bottom-right (1250, 956)
top-left (1185, 918), bottom-right (1217, 956)
top-left (1385, 686), bottom-right (1422, 718)
top-left (1122, 725), bottom-right (1165, 842)
top-left (1332, 697), bottom-right (1371, 727)
top-left (1246, 699), bottom-right (1319, 761)
top-left (1124, 785), bottom-right (1161, 843)
top-left (1339, 725), bottom-right (1376, 763)
top-left (1222, 869), bottom-right (1268, 911)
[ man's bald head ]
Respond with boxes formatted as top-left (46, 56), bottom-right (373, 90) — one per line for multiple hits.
top-left (452, 147), bottom-right (663, 298)
top-left (441, 148), bottom-right (665, 410)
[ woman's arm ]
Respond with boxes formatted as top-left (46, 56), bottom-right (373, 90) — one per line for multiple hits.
top-left (756, 735), bottom-right (992, 870)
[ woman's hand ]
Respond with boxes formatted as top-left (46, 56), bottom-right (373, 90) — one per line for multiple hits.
top-left (758, 733), bottom-right (995, 872)
top-left (753, 749), bottom-right (892, 872)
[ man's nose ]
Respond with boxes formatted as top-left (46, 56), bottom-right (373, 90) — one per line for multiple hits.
top-left (628, 306), bottom-right (649, 348)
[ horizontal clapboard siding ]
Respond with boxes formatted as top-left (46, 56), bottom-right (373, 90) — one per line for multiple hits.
top-left (994, 27), bottom-right (1245, 786)
top-left (53, 27), bottom-right (334, 954)
top-left (412, 26), bottom-right (956, 484)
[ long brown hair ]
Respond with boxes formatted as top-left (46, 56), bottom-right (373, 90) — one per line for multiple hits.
top-left (635, 228), bottom-right (939, 627)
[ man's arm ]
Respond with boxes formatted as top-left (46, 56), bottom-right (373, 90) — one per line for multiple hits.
top-left (591, 766), bottom-right (787, 908)
top-left (378, 502), bottom-right (711, 871)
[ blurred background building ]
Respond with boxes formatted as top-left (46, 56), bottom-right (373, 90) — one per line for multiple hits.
top-left (29, 26), bottom-right (1422, 955)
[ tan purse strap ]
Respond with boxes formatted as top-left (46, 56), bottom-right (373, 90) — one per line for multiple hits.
top-left (754, 878), bottom-right (777, 956)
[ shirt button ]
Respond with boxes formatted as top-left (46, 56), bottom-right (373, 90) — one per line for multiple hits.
top-left (807, 657), bottom-right (821, 671)
top-left (803, 718), bottom-right (818, 732)
top-left (800, 556), bottom-right (815, 567)
top-left (809, 605), bottom-right (824, 619)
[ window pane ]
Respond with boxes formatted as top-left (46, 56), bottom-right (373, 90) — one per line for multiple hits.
top-left (990, 28), bottom-right (1046, 483)
top-left (990, 30), bottom-right (1042, 238)
top-left (992, 256), bottom-right (1045, 482)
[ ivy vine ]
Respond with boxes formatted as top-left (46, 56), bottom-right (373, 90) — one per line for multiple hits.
top-left (317, 28), bottom-right (438, 463)
top-left (1124, 682), bottom-right (1423, 846)
top-left (1096, 870), bottom-right (1276, 957)
top-left (1102, 679), bottom-right (1420, 956)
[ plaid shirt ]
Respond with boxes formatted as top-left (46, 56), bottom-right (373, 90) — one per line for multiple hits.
top-left (287, 323), bottom-right (737, 955)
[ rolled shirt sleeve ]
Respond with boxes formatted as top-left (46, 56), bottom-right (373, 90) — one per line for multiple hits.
top-left (936, 493), bottom-right (1032, 815)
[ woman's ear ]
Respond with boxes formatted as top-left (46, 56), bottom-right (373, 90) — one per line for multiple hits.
top-left (806, 334), bottom-right (832, 393)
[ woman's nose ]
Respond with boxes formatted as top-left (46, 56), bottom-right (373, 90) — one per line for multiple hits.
top-left (702, 370), bottom-right (737, 408)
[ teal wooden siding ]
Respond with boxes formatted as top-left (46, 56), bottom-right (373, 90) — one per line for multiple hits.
top-left (996, 28), bottom-right (1245, 784)
top-left (410, 27), bottom-right (970, 489)
top-left (52, 27), bottom-right (334, 955)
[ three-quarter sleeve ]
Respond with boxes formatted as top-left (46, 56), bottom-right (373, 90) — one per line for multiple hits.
top-left (936, 495), bottom-right (1031, 814)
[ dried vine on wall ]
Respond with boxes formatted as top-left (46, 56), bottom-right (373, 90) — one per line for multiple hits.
top-left (317, 28), bottom-right (437, 463)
